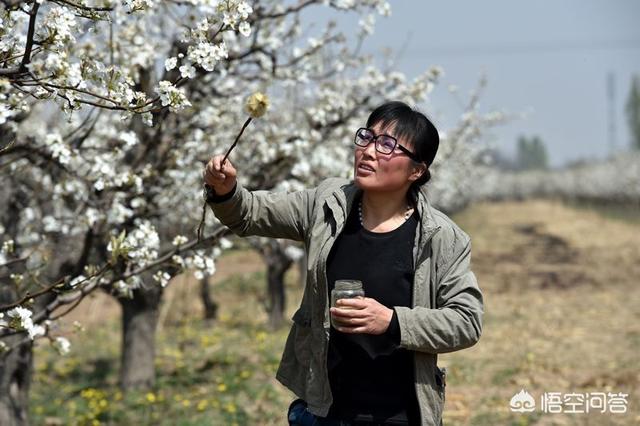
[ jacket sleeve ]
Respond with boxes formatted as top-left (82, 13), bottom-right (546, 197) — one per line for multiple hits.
top-left (394, 235), bottom-right (484, 353)
top-left (206, 181), bottom-right (316, 242)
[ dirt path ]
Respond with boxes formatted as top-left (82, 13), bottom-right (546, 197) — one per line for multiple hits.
top-left (441, 200), bottom-right (640, 425)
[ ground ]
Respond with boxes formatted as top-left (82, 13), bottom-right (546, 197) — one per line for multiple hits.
top-left (29, 199), bottom-right (640, 425)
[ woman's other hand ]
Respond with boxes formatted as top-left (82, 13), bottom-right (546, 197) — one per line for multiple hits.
top-left (330, 297), bottom-right (394, 335)
top-left (204, 154), bottom-right (237, 196)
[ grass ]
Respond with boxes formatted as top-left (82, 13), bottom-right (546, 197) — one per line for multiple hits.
top-left (30, 199), bottom-right (640, 425)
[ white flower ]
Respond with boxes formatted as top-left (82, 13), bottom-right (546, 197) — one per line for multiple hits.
top-left (358, 14), bottom-right (376, 36)
top-left (237, 1), bottom-right (253, 19)
top-left (165, 57), bottom-right (178, 71)
top-left (179, 64), bottom-right (196, 79)
top-left (7, 306), bottom-right (33, 329)
top-left (114, 280), bottom-right (133, 299)
top-left (142, 112), bottom-right (153, 126)
top-left (123, 220), bottom-right (160, 267)
top-left (188, 42), bottom-right (227, 72)
top-left (7, 307), bottom-right (46, 340)
top-left (1, 239), bottom-right (14, 255)
top-left (73, 321), bottom-right (85, 332)
top-left (153, 270), bottom-right (171, 287)
top-left (29, 324), bottom-right (46, 339)
top-left (45, 133), bottom-right (73, 165)
top-left (123, 0), bottom-right (155, 12)
top-left (119, 131), bottom-right (138, 148)
top-left (377, 1), bottom-right (391, 16)
top-left (41, 7), bottom-right (77, 47)
top-left (52, 337), bottom-right (71, 355)
top-left (171, 254), bottom-right (185, 267)
top-left (172, 235), bottom-right (188, 246)
top-left (94, 179), bottom-right (105, 191)
top-left (190, 253), bottom-right (215, 279)
top-left (218, 237), bottom-right (233, 250)
top-left (238, 22), bottom-right (251, 37)
top-left (156, 81), bottom-right (191, 111)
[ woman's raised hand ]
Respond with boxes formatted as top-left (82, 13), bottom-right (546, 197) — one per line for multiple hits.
top-left (204, 154), bottom-right (238, 197)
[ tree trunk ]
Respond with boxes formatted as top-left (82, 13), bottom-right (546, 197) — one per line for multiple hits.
top-left (264, 244), bottom-right (292, 329)
top-left (0, 322), bottom-right (32, 426)
top-left (199, 276), bottom-right (218, 320)
top-left (118, 284), bottom-right (162, 391)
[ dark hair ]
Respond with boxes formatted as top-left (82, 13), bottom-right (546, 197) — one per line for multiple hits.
top-left (366, 101), bottom-right (439, 188)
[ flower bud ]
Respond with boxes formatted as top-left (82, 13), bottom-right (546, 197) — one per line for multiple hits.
top-left (245, 92), bottom-right (269, 118)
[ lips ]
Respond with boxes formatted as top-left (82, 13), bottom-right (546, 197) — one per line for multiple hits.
top-left (358, 163), bottom-right (375, 172)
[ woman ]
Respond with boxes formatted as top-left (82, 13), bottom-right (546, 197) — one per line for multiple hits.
top-left (203, 101), bottom-right (484, 426)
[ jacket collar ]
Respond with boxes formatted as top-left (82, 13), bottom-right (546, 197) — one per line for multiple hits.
top-left (326, 180), bottom-right (441, 241)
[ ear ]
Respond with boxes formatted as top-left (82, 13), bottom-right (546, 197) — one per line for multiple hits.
top-left (409, 162), bottom-right (428, 182)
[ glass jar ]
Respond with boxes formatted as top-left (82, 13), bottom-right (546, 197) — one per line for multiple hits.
top-left (330, 279), bottom-right (365, 328)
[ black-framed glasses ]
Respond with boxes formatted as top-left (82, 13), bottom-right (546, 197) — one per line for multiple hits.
top-left (354, 127), bottom-right (421, 162)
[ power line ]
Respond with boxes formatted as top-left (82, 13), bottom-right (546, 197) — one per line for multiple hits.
top-left (400, 39), bottom-right (640, 56)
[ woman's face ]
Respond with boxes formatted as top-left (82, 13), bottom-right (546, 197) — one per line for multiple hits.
top-left (353, 122), bottom-right (422, 193)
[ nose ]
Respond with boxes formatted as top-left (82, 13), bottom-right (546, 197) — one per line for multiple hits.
top-left (361, 140), bottom-right (377, 159)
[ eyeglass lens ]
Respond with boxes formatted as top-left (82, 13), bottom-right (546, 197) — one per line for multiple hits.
top-left (355, 128), bottom-right (396, 154)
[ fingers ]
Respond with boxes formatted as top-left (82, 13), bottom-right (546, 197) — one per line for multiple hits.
top-left (330, 307), bottom-right (363, 319)
top-left (204, 162), bottom-right (226, 186)
top-left (335, 325), bottom-right (368, 334)
top-left (213, 155), bottom-right (237, 176)
top-left (204, 155), bottom-right (238, 187)
top-left (335, 297), bottom-right (367, 309)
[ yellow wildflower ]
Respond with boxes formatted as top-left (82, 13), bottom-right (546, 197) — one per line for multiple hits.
top-left (197, 399), bottom-right (208, 411)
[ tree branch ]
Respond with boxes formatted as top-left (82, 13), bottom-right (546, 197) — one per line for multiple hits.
top-left (19, 1), bottom-right (40, 72)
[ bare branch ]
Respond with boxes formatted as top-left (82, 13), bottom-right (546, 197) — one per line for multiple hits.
top-left (19, 1), bottom-right (40, 72)
top-left (51, 0), bottom-right (113, 12)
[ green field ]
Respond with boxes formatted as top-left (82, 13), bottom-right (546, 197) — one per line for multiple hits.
top-left (30, 200), bottom-right (640, 425)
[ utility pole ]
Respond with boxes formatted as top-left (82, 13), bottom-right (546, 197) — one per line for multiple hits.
top-left (607, 71), bottom-right (617, 156)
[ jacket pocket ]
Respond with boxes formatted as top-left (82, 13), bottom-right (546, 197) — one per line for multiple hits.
top-left (277, 308), bottom-right (314, 400)
top-left (291, 309), bottom-right (313, 365)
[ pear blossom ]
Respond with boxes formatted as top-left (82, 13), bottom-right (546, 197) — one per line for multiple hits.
top-left (52, 337), bottom-right (71, 355)
top-left (165, 57), bottom-right (178, 71)
top-left (157, 81), bottom-right (191, 111)
top-left (152, 271), bottom-right (171, 288)
top-left (238, 22), bottom-right (251, 37)
top-left (172, 235), bottom-right (188, 246)
top-left (179, 64), bottom-right (196, 79)
top-left (6, 307), bottom-right (46, 340)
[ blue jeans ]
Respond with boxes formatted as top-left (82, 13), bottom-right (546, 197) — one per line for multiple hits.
top-left (287, 399), bottom-right (351, 426)
top-left (287, 399), bottom-right (406, 426)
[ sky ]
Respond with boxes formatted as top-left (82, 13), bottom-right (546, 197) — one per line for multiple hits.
top-left (304, 1), bottom-right (640, 167)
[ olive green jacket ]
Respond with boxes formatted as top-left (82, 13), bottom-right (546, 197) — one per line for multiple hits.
top-left (208, 177), bottom-right (484, 426)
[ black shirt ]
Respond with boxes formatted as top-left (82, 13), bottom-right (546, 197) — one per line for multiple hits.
top-left (325, 196), bottom-right (421, 425)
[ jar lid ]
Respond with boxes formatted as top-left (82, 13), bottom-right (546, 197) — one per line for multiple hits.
top-left (334, 279), bottom-right (363, 291)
